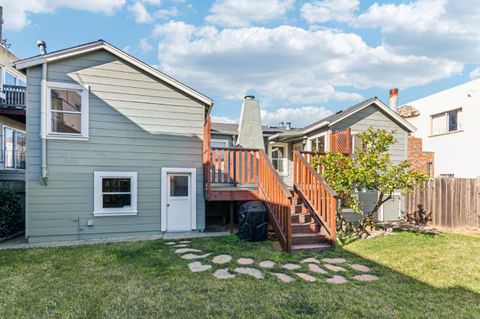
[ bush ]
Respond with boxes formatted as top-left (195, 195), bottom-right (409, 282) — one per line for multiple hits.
top-left (0, 189), bottom-right (23, 238)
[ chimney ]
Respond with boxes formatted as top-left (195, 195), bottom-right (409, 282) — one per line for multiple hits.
top-left (236, 96), bottom-right (265, 150)
top-left (285, 122), bottom-right (291, 130)
top-left (37, 40), bottom-right (47, 55)
top-left (389, 88), bottom-right (398, 112)
top-left (0, 6), bottom-right (3, 43)
top-left (279, 122), bottom-right (284, 128)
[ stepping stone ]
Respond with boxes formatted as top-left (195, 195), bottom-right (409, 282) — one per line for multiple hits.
top-left (165, 242), bottom-right (176, 245)
top-left (237, 258), bottom-right (254, 265)
top-left (179, 241), bottom-right (191, 244)
top-left (350, 264), bottom-right (370, 273)
top-left (234, 267), bottom-right (264, 279)
top-left (322, 258), bottom-right (346, 264)
top-left (352, 274), bottom-right (379, 282)
top-left (324, 264), bottom-right (347, 272)
top-left (214, 268), bottom-right (236, 279)
top-left (188, 262), bottom-right (212, 272)
top-left (212, 254), bottom-right (232, 264)
top-left (259, 260), bottom-right (276, 269)
top-left (272, 273), bottom-right (295, 283)
top-left (326, 275), bottom-right (348, 284)
top-left (282, 263), bottom-right (301, 270)
top-left (175, 248), bottom-right (201, 254)
top-left (181, 253), bottom-right (212, 260)
top-left (295, 273), bottom-right (317, 282)
top-left (301, 257), bottom-right (320, 264)
top-left (308, 263), bottom-right (327, 274)
top-left (173, 244), bottom-right (189, 248)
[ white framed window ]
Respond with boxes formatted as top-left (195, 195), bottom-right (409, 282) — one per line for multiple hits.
top-left (351, 132), bottom-right (364, 155)
top-left (306, 132), bottom-right (328, 153)
top-left (430, 108), bottom-right (462, 136)
top-left (94, 172), bottom-right (137, 216)
top-left (47, 81), bottom-right (89, 140)
top-left (3, 126), bottom-right (26, 170)
top-left (268, 143), bottom-right (288, 176)
top-left (211, 138), bottom-right (229, 148)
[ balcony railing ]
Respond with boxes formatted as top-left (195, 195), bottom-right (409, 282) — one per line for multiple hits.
top-left (1, 85), bottom-right (26, 108)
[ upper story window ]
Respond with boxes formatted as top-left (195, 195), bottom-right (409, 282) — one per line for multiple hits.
top-left (269, 143), bottom-right (288, 176)
top-left (3, 70), bottom-right (25, 86)
top-left (47, 82), bottom-right (89, 140)
top-left (307, 133), bottom-right (327, 153)
top-left (431, 108), bottom-right (462, 136)
top-left (211, 138), bottom-right (229, 148)
top-left (3, 126), bottom-right (26, 170)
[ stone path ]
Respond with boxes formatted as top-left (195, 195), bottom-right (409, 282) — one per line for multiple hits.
top-left (234, 267), bottom-right (264, 279)
top-left (237, 258), bottom-right (254, 265)
top-left (212, 254), bottom-right (232, 264)
top-left (165, 240), bottom-right (380, 285)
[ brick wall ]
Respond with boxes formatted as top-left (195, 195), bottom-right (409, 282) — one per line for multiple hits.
top-left (408, 136), bottom-right (434, 176)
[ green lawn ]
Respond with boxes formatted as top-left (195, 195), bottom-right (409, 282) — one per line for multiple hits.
top-left (0, 231), bottom-right (479, 318)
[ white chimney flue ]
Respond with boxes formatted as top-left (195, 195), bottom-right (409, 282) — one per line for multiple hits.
top-left (389, 88), bottom-right (398, 112)
top-left (37, 40), bottom-right (47, 55)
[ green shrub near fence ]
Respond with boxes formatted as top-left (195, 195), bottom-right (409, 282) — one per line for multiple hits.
top-left (0, 189), bottom-right (23, 238)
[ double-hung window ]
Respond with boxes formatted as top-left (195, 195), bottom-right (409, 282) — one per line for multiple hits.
top-left (431, 108), bottom-right (462, 136)
top-left (3, 127), bottom-right (26, 169)
top-left (47, 82), bottom-right (89, 139)
top-left (94, 172), bottom-right (137, 216)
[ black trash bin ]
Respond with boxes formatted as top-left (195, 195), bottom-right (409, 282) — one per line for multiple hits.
top-left (237, 201), bottom-right (268, 241)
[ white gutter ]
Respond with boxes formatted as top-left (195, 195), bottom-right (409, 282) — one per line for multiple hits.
top-left (40, 62), bottom-right (48, 184)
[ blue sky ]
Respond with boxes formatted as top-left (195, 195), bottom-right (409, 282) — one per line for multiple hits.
top-left (2, 0), bottom-right (478, 127)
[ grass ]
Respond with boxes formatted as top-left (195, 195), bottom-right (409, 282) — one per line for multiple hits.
top-left (0, 231), bottom-right (479, 318)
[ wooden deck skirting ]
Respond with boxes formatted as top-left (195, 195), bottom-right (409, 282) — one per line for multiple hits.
top-left (293, 151), bottom-right (337, 244)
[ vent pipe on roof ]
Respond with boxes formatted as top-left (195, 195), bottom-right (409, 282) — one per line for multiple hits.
top-left (285, 122), bottom-right (291, 130)
top-left (389, 88), bottom-right (398, 112)
top-left (37, 40), bottom-right (47, 55)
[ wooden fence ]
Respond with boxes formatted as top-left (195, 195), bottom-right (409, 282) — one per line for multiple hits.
top-left (403, 178), bottom-right (480, 228)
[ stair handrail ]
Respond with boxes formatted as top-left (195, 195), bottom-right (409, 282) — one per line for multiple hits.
top-left (258, 149), bottom-right (293, 252)
top-left (293, 150), bottom-right (337, 244)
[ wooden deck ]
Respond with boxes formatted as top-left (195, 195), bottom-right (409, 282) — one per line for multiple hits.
top-left (206, 185), bottom-right (261, 201)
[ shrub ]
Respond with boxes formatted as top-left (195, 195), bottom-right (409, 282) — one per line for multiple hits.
top-left (0, 189), bottom-right (23, 238)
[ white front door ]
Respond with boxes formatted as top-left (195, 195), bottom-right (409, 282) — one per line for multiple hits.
top-left (166, 173), bottom-right (192, 231)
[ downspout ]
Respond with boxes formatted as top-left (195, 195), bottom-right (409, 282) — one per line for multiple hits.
top-left (40, 62), bottom-right (48, 185)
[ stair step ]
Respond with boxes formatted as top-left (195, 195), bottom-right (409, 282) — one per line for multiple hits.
top-left (291, 196), bottom-right (303, 205)
top-left (291, 243), bottom-right (332, 252)
top-left (292, 222), bottom-right (320, 233)
top-left (291, 232), bottom-right (328, 245)
top-left (291, 204), bottom-right (308, 214)
top-left (291, 213), bottom-right (312, 223)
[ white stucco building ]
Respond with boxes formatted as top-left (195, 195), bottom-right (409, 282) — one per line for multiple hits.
top-left (400, 79), bottom-right (480, 178)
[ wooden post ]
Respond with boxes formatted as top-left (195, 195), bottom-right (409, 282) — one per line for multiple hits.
top-left (229, 202), bottom-right (235, 233)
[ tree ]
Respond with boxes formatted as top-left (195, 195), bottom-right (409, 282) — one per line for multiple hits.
top-left (311, 127), bottom-right (428, 237)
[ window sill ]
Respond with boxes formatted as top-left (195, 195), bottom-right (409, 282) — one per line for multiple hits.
top-left (429, 130), bottom-right (463, 138)
top-left (93, 211), bottom-right (138, 217)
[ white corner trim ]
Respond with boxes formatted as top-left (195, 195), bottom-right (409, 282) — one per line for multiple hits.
top-left (93, 171), bottom-right (138, 217)
top-left (161, 167), bottom-right (197, 232)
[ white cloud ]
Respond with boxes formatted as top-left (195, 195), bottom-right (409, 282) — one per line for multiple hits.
top-left (1, 0), bottom-right (126, 30)
top-left (301, 0), bottom-right (359, 24)
top-left (205, 0), bottom-right (294, 27)
top-left (128, 1), bottom-right (177, 23)
top-left (153, 22), bottom-right (461, 106)
top-left (355, 0), bottom-right (480, 63)
top-left (260, 106), bottom-right (332, 127)
top-left (129, 1), bottom-right (152, 23)
top-left (211, 115), bottom-right (237, 124)
top-left (470, 68), bottom-right (480, 80)
top-left (138, 38), bottom-right (153, 53)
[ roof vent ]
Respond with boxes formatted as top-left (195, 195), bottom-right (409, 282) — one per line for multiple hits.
top-left (335, 110), bottom-right (343, 115)
top-left (37, 40), bottom-right (47, 55)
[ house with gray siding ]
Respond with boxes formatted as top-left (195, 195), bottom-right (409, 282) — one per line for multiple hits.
top-left (14, 40), bottom-right (213, 243)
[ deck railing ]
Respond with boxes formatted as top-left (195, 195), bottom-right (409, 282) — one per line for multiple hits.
top-left (207, 147), bottom-right (260, 185)
top-left (293, 150), bottom-right (337, 244)
top-left (258, 149), bottom-right (293, 252)
top-left (1, 85), bottom-right (26, 108)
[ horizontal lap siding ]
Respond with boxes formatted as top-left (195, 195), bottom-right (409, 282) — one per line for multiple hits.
top-left (332, 105), bottom-right (408, 221)
top-left (26, 50), bottom-right (206, 243)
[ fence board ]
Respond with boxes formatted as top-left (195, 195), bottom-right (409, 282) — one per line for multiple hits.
top-left (403, 178), bottom-right (480, 228)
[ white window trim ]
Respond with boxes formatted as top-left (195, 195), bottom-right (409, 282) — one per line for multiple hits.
top-left (306, 132), bottom-right (329, 152)
top-left (93, 171), bottom-right (138, 217)
top-left (46, 81), bottom-right (89, 140)
top-left (2, 125), bottom-right (26, 170)
top-left (211, 138), bottom-right (229, 147)
top-left (429, 108), bottom-right (463, 137)
top-left (268, 142), bottom-right (289, 177)
top-left (161, 167), bottom-right (197, 232)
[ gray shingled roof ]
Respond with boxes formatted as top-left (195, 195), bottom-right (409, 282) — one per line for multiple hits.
top-left (211, 122), bottom-right (301, 136)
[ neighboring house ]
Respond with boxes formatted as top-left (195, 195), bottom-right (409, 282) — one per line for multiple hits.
top-left (399, 79), bottom-right (480, 178)
top-left (14, 40), bottom-right (213, 243)
top-left (266, 97), bottom-right (415, 221)
top-left (0, 42), bottom-right (27, 192)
